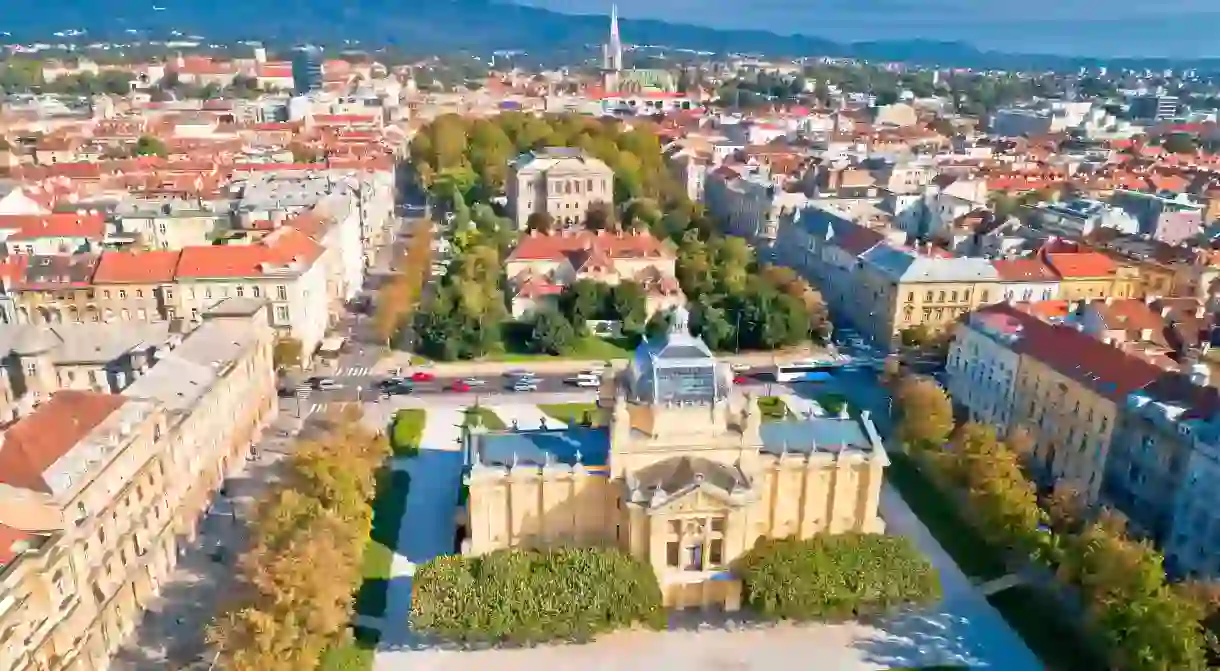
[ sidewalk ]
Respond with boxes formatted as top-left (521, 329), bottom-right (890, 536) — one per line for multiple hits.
top-left (373, 347), bottom-right (825, 377)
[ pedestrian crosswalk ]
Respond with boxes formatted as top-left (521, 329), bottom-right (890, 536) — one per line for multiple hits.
top-left (336, 366), bottom-right (374, 377)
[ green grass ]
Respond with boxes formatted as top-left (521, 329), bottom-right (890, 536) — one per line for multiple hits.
top-left (757, 396), bottom-right (789, 422)
top-left (816, 393), bottom-right (848, 415)
top-left (389, 409), bottom-right (425, 457)
top-left (492, 334), bottom-right (633, 362)
top-left (320, 626), bottom-right (380, 671)
top-left (463, 406), bottom-right (506, 430)
top-left (987, 586), bottom-right (1107, 671)
top-left (353, 469), bottom-right (411, 618)
top-left (884, 451), bottom-right (1009, 581)
top-left (539, 403), bottom-right (601, 426)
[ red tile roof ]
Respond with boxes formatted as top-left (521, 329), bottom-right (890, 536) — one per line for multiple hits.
top-left (0, 391), bottom-right (127, 494)
top-left (982, 303), bottom-right (1164, 401)
top-left (507, 230), bottom-right (672, 263)
top-left (1043, 252), bottom-right (1117, 279)
top-left (0, 213), bottom-right (105, 241)
top-left (992, 258), bottom-right (1059, 282)
top-left (174, 228), bottom-right (323, 279)
top-left (93, 250), bottom-right (182, 284)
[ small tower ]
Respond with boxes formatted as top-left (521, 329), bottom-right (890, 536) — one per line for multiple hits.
top-left (602, 4), bottom-right (623, 92)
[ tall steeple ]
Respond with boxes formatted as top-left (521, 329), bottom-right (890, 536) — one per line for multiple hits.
top-left (607, 4), bottom-right (623, 72)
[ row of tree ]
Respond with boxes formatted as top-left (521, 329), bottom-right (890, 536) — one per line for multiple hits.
top-left (891, 375), bottom-right (1214, 670)
top-left (373, 219), bottom-right (434, 348)
top-left (413, 239), bottom-right (508, 361)
top-left (207, 409), bottom-right (390, 670)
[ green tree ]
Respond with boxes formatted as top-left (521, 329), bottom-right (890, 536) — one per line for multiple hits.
top-left (1163, 133), bottom-right (1198, 155)
top-left (531, 308), bottom-right (576, 355)
top-left (557, 279), bottom-right (607, 330)
top-left (525, 211), bottom-right (554, 234)
top-left (645, 309), bottom-right (673, 341)
top-left (609, 281), bottom-right (647, 335)
top-left (584, 200), bottom-right (615, 231)
top-left (132, 134), bottom-right (167, 158)
top-left (893, 376), bottom-right (954, 451)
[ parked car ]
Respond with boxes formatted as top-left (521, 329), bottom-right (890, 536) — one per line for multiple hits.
top-left (451, 380), bottom-right (472, 392)
top-left (730, 363), bottom-right (751, 373)
top-left (566, 376), bottom-right (600, 388)
top-left (383, 382), bottom-right (415, 395)
top-left (733, 375), bottom-right (747, 385)
top-left (410, 371), bottom-right (436, 382)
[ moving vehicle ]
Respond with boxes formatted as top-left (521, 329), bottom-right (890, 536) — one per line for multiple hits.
top-left (773, 359), bottom-right (845, 383)
top-left (451, 380), bottom-right (472, 392)
top-left (308, 377), bottom-right (341, 391)
top-left (732, 375), bottom-right (748, 385)
top-left (460, 377), bottom-right (486, 387)
top-left (566, 374), bottom-right (600, 388)
top-left (730, 362), bottom-right (751, 373)
top-left (504, 369), bottom-right (537, 379)
top-left (509, 379), bottom-right (539, 392)
top-left (410, 371), bottom-right (436, 382)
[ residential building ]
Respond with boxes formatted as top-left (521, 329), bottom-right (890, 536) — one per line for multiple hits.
top-left (947, 308), bottom-right (1025, 428)
top-left (1029, 199), bottom-right (1140, 238)
top-left (853, 244), bottom-right (1002, 348)
top-left (1129, 94), bottom-right (1180, 122)
top-left (1110, 189), bottom-right (1204, 244)
top-left (1040, 244), bottom-right (1139, 301)
top-left (993, 258), bottom-right (1060, 303)
top-left (505, 229), bottom-right (684, 319)
top-left (506, 148), bottom-right (615, 229)
top-left (10, 254), bottom-right (102, 326)
top-left (110, 199), bottom-right (230, 250)
top-left (0, 213), bottom-right (105, 256)
top-left (90, 251), bottom-right (182, 323)
top-left (0, 303), bottom-right (274, 671)
top-left (1005, 306), bottom-right (1165, 502)
top-left (1105, 368), bottom-right (1216, 548)
top-left (705, 167), bottom-right (808, 243)
top-left (462, 310), bottom-right (888, 611)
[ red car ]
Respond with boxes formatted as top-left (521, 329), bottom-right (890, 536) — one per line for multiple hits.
top-left (410, 371), bottom-right (436, 382)
top-left (450, 380), bottom-right (472, 392)
top-left (733, 375), bottom-right (748, 384)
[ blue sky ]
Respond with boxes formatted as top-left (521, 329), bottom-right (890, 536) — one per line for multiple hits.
top-left (512, 0), bottom-right (1220, 58)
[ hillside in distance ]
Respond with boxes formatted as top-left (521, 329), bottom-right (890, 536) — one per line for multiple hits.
top-left (4, 0), bottom-right (1216, 69)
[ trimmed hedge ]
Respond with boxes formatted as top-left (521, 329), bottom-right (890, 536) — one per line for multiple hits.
top-left (735, 533), bottom-right (942, 622)
top-left (411, 546), bottom-right (665, 645)
top-left (389, 409), bottom-right (425, 456)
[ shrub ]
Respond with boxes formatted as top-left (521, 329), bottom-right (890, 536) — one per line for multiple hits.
top-left (390, 409), bottom-right (425, 457)
top-left (411, 546), bottom-right (665, 645)
top-left (735, 533), bottom-right (941, 622)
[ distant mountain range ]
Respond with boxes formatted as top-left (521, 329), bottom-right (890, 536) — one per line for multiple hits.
top-left (5, 0), bottom-right (1220, 70)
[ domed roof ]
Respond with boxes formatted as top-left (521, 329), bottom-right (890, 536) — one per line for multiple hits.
top-left (13, 326), bottom-right (61, 356)
top-left (626, 305), bottom-right (723, 404)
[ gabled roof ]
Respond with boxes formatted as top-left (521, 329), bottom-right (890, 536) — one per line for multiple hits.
top-left (174, 228), bottom-right (322, 280)
top-left (0, 390), bottom-right (127, 494)
top-left (0, 212), bottom-right (105, 240)
top-left (1043, 251), bottom-right (1117, 279)
top-left (992, 258), bottom-right (1059, 283)
top-left (93, 250), bottom-right (182, 284)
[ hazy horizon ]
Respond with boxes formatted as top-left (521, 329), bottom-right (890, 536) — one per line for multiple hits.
top-left (513, 0), bottom-right (1220, 59)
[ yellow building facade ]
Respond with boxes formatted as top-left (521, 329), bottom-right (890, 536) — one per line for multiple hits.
top-left (462, 310), bottom-right (889, 610)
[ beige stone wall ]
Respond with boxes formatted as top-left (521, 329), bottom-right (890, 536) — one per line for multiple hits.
top-left (467, 466), bottom-right (619, 552)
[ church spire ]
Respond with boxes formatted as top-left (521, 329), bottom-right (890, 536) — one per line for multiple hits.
top-left (606, 4), bottom-right (622, 72)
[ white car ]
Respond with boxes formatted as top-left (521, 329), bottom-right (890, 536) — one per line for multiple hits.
top-left (567, 376), bottom-right (600, 388)
top-left (730, 363), bottom-right (751, 373)
top-left (461, 377), bottom-right (486, 387)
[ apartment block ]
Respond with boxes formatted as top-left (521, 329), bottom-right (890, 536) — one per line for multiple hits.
top-left (0, 301), bottom-right (275, 671)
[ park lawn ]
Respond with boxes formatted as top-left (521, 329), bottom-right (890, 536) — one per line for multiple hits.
top-left (464, 406), bottom-right (507, 430)
top-left (539, 402), bottom-right (601, 426)
top-left (493, 334), bottom-right (633, 362)
top-left (389, 409), bottom-right (425, 457)
top-left (353, 468), bottom-right (411, 619)
top-left (757, 396), bottom-right (789, 422)
top-left (883, 451), bottom-right (1009, 581)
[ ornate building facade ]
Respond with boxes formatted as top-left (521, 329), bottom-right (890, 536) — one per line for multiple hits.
top-left (461, 309), bottom-right (889, 610)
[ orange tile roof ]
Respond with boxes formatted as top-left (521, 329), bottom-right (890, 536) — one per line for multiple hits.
top-left (0, 391), bottom-right (127, 494)
top-left (0, 213), bottom-right (105, 240)
top-left (93, 250), bottom-right (182, 284)
top-left (1043, 252), bottom-right (1117, 279)
top-left (173, 227), bottom-right (323, 279)
top-left (992, 258), bottom-right (1059, 282)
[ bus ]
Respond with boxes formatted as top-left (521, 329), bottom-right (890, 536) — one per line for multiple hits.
top-left (774, 358), bottom-right (847, 383)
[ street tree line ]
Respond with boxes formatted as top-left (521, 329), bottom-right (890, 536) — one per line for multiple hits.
top-left (372, 219), bottom-right (434, 348)
top-left (207, 408), bottom-right (390, 670)
top-left (892, 375), bottom-right (1218, 671)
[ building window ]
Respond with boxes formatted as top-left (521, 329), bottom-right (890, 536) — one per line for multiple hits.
top-left (907, 292), bottom-right (914, 303)
top-left (275, 306), bottom-right (289, 322)
top-left (103, 290), bottom-right (111, 299)
top-left (24, 362), bottom-right (36, 377)
top-left (252, 286), bottom-right (261, 298)
top-left (981, 291), bottom-right (990, 302)
top-left (666, 541), bottom-right (680, 567)
top-left (276, 285), bottom-right (287, 300)
top-left (709, 539), bottom-right (723, 566)
top-left (235, 286), bottom-right (244, 297)
top-left (135, 289), bottom-right (143, 298)
top-left (950, 291), bottom-right (958, 302)
top-left (925, 291), bottom-right (933, 302)
top-left (204, 287), bottom-right (212, 299)
top-left (165, 289), bottom-right (173, 300)
top-left (118, 290), bottom-right (126, 299)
